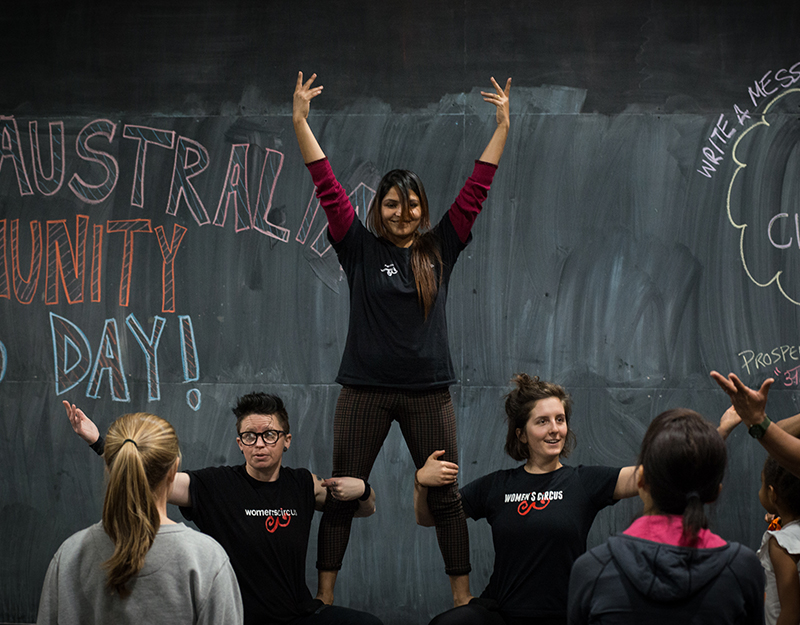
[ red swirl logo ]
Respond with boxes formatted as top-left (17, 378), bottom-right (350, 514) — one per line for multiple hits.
top-left (517, 498), bottom-right (550, 515)
top-left (265, 513), bottom-right (292, 533)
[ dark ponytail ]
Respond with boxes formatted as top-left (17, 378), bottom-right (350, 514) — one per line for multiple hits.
top-left (638, 408), bottom-right (726, 545)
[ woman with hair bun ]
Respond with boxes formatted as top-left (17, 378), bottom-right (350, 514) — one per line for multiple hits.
top-left (415, 373), bottom-right (639, 625)
top-left (568, 408), bottom-right (764, 625)
top-left (37, 412), bottom-right (242, 625)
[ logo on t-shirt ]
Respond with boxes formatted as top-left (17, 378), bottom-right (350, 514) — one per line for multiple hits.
top-left (380, 263), bottom-right (398, 276)
top-left (504, 490), bottom-right (563, 515)
top-left (244, 508), bottom-right (298, 533)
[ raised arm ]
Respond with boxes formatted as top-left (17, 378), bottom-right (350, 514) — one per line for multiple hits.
top-left (316, 475), bottom-right (376, 517)
top-left (293, 71), bottom-right (326, 164)
top-left (413, 450), bottom-right (459, 527)
top-left (478, 77), bottom-right (511, 165)
top-left (711, 371), bottom-right (800, 478)
top-left (63, 400), bottom-right (192, 507)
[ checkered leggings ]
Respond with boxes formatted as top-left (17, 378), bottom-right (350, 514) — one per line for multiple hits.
top-left (316, 385), bottom-right (470, 576)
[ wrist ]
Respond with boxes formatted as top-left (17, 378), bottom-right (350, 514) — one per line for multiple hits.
top-left (358, 479), bottom-right (371, 501)
top-left (747, 414), bottom-right (771, 439)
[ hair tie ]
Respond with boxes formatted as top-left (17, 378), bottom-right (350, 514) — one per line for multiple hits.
top-left (685, 490), bottom-right (700, 502)
top-left (122, 439), bottom-right (139, 449)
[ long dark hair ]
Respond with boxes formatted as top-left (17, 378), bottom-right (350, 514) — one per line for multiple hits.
top-left (366, 169), bottom-right (442, 319)
top-left (504, 373), bottom-right (576, 461)
top-left (638, 408), bottom-right (727, 545)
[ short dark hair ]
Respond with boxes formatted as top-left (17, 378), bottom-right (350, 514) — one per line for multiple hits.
top-left (232, 392), bottom-right (290, 434)
top-left (763, 456), bottom-right (800, 517)
top-left (504, 373), bottom-right (576, 461)
top-left (638, 408), bottom-right (727, 545)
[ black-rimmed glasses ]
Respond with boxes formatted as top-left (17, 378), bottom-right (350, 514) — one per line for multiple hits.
top-left (239, 430), bottom-right (286, 446)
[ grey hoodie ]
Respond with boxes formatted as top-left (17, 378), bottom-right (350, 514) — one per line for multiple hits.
top-left (567, 534), bottom-right (764, 624)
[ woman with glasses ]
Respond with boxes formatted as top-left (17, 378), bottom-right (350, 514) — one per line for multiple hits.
top-left (38, 411), bottom-right (242, 625)
top-left (414, 374), bottom-right (639, 625)
top-left (293, 70), bottom-right (511, 607)
top-left (64, 393), bottom-right (382, 625)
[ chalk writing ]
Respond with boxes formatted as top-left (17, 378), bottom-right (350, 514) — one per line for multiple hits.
top-left (739, 344), bottom-right (800, 375)
top-left (774, 365), bottom-right (800, 387)
top-left (726, 88), bottom-right (800, 306)
top-left (0, 340), bottom-right (6, 383)
top-left (747, 63), bottom-right (800, 109)
top-left (696, 114), bottom-right (737, 178)
top-left (0, 218), bottom-right (187, 312)
top-left (696, 62), bottom-right (800, 179)
top-left (49, 312), bottom-right (200, 405)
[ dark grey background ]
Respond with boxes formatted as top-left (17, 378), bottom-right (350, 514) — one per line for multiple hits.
top-left (2, 1), bottom-right (799, 623)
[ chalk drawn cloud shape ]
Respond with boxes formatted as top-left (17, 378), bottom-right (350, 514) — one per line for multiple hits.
top-left (727, 88), bottom-right (800, 305)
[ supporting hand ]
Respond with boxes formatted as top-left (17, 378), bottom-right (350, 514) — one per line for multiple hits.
top-left (321, 476), bottom-right (367, 501)
top-left (415, 450), bottom-right (459, 487)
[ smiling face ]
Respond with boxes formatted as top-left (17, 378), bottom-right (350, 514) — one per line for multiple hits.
top-left (236, 413), bottom-right (291, 481)
top-left (380, 186), bottom-right (422, 247)
top-left (517, 397), bottom-right (569, 466)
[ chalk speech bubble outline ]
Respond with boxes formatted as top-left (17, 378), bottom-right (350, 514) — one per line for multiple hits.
top-left (726, 87), bottom-right (800, 305)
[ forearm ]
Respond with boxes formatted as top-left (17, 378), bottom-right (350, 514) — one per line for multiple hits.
top-left (777, 412), bottom-right (800, 436)
top-left (306, 159), bottom-right (354, 242)
top-left (760, 424), bottom-right (800, 478)
top-left (293, 117), bottom-right (326, 164)
top-left (413, 475), bottom-right (436, 527)
top-left (478, 122), bottom-right (509, 165)
top-left (354, 485), bottom-right (376, 518)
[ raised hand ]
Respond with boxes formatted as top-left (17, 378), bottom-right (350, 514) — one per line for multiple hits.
top-left (62, 400), bottom-right (100, 445)
top-left (710, 371), bottom-right (773, 426)
top-left (293, 71), bottom-right (324, 123)
top-left (481, 77), bottom-right (511, 128)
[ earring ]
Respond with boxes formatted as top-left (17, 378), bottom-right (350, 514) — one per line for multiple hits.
top-left (283, 446), bottom-right (288, 452)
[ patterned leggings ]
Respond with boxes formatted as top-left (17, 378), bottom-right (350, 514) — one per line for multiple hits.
top-left (316, 385), bottom-right (470, 576)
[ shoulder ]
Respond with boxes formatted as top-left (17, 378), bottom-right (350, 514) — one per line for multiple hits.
top-left (161, 524), bottom-right (228, 555)
top-left (723, 542), bottom-right (765, 580)
top-left (769, 521), bottom-right (800, 554)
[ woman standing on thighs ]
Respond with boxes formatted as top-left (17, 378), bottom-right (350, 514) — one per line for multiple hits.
top-left (293, 70), bottom-right (511, 606)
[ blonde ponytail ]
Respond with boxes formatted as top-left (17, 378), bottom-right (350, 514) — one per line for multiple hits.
top-left (101, 413), bottom-right (179, 596)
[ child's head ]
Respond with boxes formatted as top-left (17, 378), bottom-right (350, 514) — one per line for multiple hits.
top-left (760, 456), bottom-right (800, 518)
top-left (638, 408), bottom-right (727, 545)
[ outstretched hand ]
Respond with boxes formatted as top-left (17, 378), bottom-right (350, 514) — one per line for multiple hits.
top-left (481, 77), bottom-right (511, 128)
top-left (320, 476), bottom-right (366, 501)
top-left (710, 371), bottom-right (773, 426)
top-left (718, 406), bottom-right (742, 440)
top-left (62, 400), bottom-right (100, 445)
top-left (415, 450), bottom-right (459, 487)
top-left (293, 71), bottom-right (324, 123)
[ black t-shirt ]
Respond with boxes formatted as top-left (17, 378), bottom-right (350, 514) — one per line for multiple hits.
top-left (460, 464), bottom-right (620, 620)
top-left (180, 465), bottom-right (316, 625)
top-left (331, 212), bottom-right (468, 389)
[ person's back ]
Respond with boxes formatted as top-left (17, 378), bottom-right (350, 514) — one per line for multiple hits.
top-left (37, 521), bottom-right (240, 625)
top-left (571, 529), bottom-right (762, 624)
top-left (568, 408), bottom-right (764, 625)
top-left (37, 411), bottom-right (242, 625)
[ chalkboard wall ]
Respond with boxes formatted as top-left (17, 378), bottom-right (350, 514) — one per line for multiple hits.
top-left (2, 1), bottom-right (800, 623)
